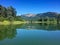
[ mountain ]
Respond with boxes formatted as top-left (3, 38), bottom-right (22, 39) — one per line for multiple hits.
top-left (21, 12), bottom-right (60, 21)
top-left (37, 12), bottom-right (58, 18)
top-left (21, 14), bottom-right (39, 21)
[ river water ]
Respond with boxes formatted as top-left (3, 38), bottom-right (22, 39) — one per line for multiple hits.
top-left (0, 23), bottom-right (60, 45)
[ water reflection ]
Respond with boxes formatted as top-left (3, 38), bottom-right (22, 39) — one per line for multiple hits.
top-left (20, 23), bottom-right (60, 30)
top-left (0, 23), bottom-right (60, 41)
top-left (0, 25), bottom-right (16, 40)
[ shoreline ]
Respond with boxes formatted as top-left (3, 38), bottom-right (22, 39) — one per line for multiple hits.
top-left (0, 21), bottom-right (60, 25)
top-left (0, 21), bottom-right (27, 25)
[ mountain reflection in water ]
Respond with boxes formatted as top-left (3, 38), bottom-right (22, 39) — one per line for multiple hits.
top-left (0, 23), bottom-right (60, 41)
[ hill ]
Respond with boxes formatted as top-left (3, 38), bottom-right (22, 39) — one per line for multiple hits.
top-left (21, 12), bottom-right (60, 21)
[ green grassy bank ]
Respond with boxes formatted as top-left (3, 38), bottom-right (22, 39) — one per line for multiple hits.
top-left (0, 21), bottom-right (27, 25)
top-left (0, 20), bottom-right (59, 25)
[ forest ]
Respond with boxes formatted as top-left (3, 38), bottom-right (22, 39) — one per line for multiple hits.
top-left (0, 5), bottom-right (60, 24)
top-left (0, 5), bottom-right (23, 22)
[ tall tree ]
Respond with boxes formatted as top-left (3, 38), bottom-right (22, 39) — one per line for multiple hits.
top-left (2, 7), bottom-right (7, 17)
top-left (0, 5), bottom-right (3, 17)
top-left (7, 6), bottom-right (16, 17)
top-left (57, 14), bottom-right (60, 24)
top-left (0, 5), bottom-right (7, 17)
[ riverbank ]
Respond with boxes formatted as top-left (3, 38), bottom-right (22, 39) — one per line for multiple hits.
top-left (0, 21), bottom-right (27, 25)
top-left (0, 21), bottom-right (60, 25)
top-left (27, 21), bottom-right (59, 24)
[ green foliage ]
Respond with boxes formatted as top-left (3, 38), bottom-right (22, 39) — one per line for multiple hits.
top-left (0, 16), bottom-right (4, 22)
top-left (7, 6), bottom-right (16, 17)
top-left (15, 16), bottom-right (24, 21)
top-left (7, 16), bottom-right (14, 21)
top-left (0, 5), bottom-right (24, 22)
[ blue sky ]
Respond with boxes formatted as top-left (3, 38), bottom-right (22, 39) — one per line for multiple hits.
top-left (0, 0), bottom-right (60, 15)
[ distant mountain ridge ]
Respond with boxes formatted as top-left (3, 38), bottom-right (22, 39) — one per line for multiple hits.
top-left (21, 12), bottom-right (60, 21)
top-left (21, 13), bottom-right (39, 20)
top-left (37, 12), bottom-right (58, 18)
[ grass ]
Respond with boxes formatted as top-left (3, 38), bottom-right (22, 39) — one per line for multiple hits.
top-left (0, 20), bottom-right (27, 25)
top-left (0, 20), bottom-right (59, 25)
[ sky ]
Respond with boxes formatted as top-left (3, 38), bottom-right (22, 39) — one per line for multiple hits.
top-left (0, 0), bottom-right (60, 15)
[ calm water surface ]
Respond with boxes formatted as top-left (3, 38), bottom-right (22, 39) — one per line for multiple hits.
top-left (0, 23), bottom-right (60, 45)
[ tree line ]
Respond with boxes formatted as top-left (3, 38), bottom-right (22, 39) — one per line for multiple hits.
top-left (0, 5), bottom-right (23, 22)
top-left (37, 12), bottom-right (60, 24)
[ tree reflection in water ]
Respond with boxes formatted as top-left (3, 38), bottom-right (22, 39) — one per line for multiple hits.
top-left (0, 23), bottom-right (60, 40)
top-left (20, 23), bottom-right (60, 31)
top-left (0, 24), bottom-right (24, 41)
top-left (0, 25), bottom-right (17, 40)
